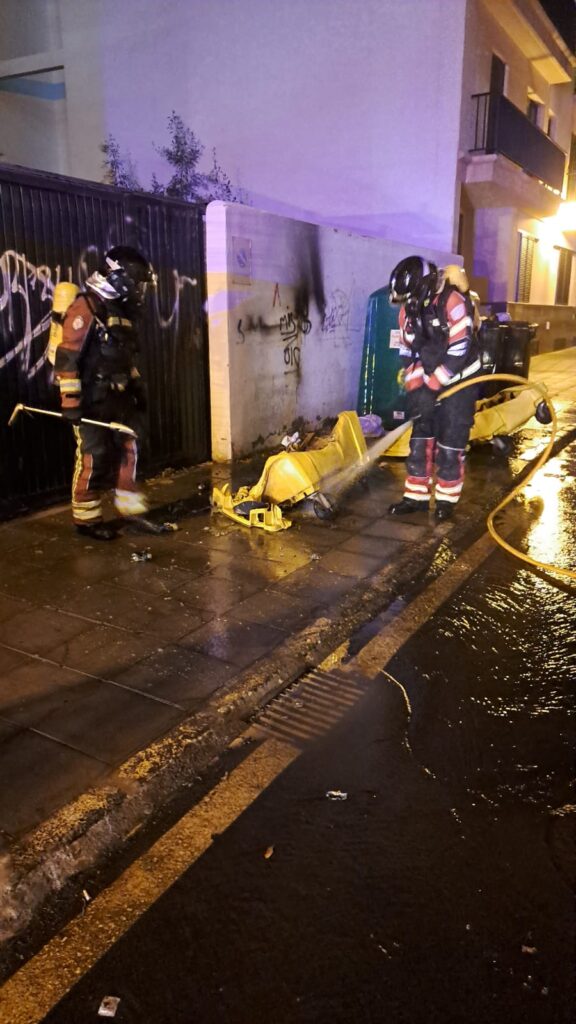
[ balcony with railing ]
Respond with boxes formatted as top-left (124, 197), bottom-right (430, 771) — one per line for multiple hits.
top-left (465, 92), bottom-right (566, 216)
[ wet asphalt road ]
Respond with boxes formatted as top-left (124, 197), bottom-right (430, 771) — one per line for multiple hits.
top-left (39, 443), bottom-right (576, 1024)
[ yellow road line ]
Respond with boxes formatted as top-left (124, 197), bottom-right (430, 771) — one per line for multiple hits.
top-left (0, 738), bottom-right (299, 1024)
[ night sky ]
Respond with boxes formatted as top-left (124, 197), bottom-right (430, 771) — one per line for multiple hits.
top-left (539, 0), bottom-right (576, 52)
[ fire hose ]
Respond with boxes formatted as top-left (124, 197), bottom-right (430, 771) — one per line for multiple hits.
top-left (436, 373), bottom-right (575, 582)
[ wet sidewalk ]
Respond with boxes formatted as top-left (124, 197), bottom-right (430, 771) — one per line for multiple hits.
top-left (0, 349), bottom-right (575, 941)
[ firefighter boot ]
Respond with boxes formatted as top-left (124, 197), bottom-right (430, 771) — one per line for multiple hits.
top-left (76, 523), bottom-right (117, 541)
top-left (434, 501), bottom-right (454, 522)
top-left (124, 516), bottom-right (166, 535)
top-left (388, 497), bottom-right (429, 515)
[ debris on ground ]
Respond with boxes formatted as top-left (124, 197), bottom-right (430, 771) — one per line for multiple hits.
top-left (264, 845), bottom-right (274, 859)
top-left (326, 790), bottom-right (348, 801)
top-left (358, 413), bottom-right (384, 437)
top-left (281, 431), bottom-right (302, 450)
top-left (98, 995), bottom-right (121, 1018)
top-left (131, 550), bottom-right (152, 562)
top-left (162, 522), bottom-right (179, 532)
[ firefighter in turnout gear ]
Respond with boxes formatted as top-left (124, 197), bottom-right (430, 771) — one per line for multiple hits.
top-left (387, 256), bottom-right (481, 522)
top-left (54, 246), bottom-right (155, 540)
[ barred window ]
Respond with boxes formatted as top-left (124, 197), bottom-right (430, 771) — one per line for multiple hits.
top-left (516, 234), bottom-right (536, 303)
top-left (555, 249), bottom-right (573, 305)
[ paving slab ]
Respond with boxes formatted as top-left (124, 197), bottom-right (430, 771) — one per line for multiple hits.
top-left (42, 624), bottom-right (161, 677)
top-left (317, 548), bottom-right (386, 578)
top-left (0, 595), bottom-right (30, 624)
top-left (0, 725), bottom-right (110, 838)
top-left (207, 554), bottom-right (299, 586)
top-left (111, 646), bottom-right (237, 707)
top-left (226, 589), bottom-right (314, 633)
top-left (179, 615), bottom-right (288, 668)
top-left (268, 564), bottom-right (353, 606)
top-left (0, 646), bottom-right (33, 676)
top-left (339, 533), bottom-right (400, 557)
top-left (0, 607), bottom-right (94, 656)
top-left (172, 571), bottom-right (266, 616)
top-left (6, 680), bottom-right (184, 766)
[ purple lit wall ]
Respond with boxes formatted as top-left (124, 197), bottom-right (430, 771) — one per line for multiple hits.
top-left (59, 0), bottom-right (467, 251)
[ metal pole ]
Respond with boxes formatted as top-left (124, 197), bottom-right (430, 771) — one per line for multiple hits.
top-left (8, 403), bottom-right (137, 437)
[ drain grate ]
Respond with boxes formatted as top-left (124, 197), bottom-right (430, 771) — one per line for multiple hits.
top-left (251, 668), bottom-right (368, 747)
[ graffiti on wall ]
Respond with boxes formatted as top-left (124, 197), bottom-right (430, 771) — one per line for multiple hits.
top-left (235, 281), bottom-right (313, 375)
top-left (0, 248), bottom-right (198, 382)
top-left (321, 288), bottom-right (350, 334)
top-left (234, 281), bottom-right (357, 375)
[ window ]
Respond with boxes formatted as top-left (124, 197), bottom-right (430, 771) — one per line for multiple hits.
top-left (490, 54), bottom-right (506, 94)
top-left (516, 234), bottom-right (536, 302)
top-left (555, 249), bottom-right (573, 305)
top-left (527, 99), bottom-right (541, 127)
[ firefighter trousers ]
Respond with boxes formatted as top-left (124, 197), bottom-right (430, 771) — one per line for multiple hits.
top-left (403, 383), bottom-right (479, 506)
top-left (72, 414), bottom-right (148, 525)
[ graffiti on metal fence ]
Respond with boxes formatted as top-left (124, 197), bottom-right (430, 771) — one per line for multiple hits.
top-left (0, 250), bottom-right (57, 379)
top-left (0, 248), bottom-right (198, 382)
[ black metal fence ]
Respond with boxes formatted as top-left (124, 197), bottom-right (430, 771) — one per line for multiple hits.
top-left (471, 92), bottom-right (566, 193)
top-left (0, 164), bottom-right (210, 519)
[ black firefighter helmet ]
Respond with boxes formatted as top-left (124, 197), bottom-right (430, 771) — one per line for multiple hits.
top-left (389, 255), bottom-right (438, 316)
top-left (86, 245), bottom-right (155, 315)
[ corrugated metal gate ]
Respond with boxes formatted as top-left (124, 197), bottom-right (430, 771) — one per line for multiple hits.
top-left (0, 164), bottom-right (209, 519)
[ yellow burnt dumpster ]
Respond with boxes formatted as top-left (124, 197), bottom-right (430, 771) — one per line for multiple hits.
top-left (212, 411), bottom-right (369, 530)
top-left (378, 382), bottom-right (550, 458)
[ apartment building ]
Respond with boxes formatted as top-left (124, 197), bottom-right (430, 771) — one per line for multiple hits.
top-left (459, 0), bottom-right (576, 346)
top-left (0, 1), bottom-right (574, 344)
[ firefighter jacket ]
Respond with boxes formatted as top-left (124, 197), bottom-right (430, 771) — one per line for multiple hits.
top-left (398, 285), bottom-right (480, 395)
top-left (54, 294), bottom-right (143, 416)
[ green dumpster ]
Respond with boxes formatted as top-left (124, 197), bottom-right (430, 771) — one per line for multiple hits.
top-left (357, 286), bottom-right (407, 429)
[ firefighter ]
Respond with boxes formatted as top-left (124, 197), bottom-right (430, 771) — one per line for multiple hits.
top-left (387, 256), bottom-right (481, 521)
top-left (54, 246), bottom-right (155, 540)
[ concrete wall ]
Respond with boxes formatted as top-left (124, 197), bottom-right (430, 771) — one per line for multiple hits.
top-left (0, 0), bottom-right (61, 60)
top-left (207, 202), bottom-right (458, 460)
top-left (508, 302), bottom-right (576, 353)
top-left (0, 72), bottom-right (68, 173)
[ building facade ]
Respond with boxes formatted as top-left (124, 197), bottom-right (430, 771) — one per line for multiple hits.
top-left (459, 0), bottom-right (576, 348)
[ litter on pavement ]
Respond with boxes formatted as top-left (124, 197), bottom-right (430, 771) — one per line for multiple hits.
top-left (131, 550), bottom-right (153, 562)
top-left (98, 995), bottom-right (121, 1017)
